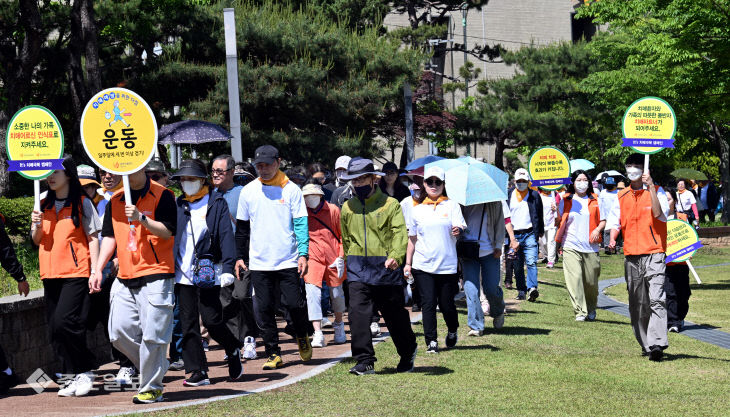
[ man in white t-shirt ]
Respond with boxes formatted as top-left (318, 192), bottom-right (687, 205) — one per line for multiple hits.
top-left (235, 145), bottom-right (312, 370)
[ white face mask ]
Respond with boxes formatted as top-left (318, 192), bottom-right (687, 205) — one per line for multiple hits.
top-left (575, 180), bottom-right (589, 194)
top-left (515, 182), bottom-right (528, 191)
top-left (304, 195), bottom-right (321, 209)
top-left (181, 180), bottom-right (202, 196)
top-left (626, 167), bottom-right (642, 181)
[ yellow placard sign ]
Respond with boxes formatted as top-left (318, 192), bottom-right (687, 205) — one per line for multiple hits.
top-left (80, 88), bottom-right (157, 175)
top-left (665, 219), bottom-right (702, 263)
top-left (622, 96), bottom-right (676, 155)
top-left (5, 106), bottom-right (64, 180)
top-left (527, 146), bottom-right (572, 191)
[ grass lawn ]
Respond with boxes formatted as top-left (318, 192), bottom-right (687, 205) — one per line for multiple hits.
top-left (142, 250), bottom-right (730, 417)
top-left (604, 247), bottom-right (730, 331)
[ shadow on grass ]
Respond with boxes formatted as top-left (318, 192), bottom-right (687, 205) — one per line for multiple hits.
top-left (593, 319), bottom-right (629, 326)
top-left (491, 326), bottom-right (551, 336)
top-left (378, 366), bottom-right (454, 376)
top-left (450, 344), bottom-right (499, 352)
top-left (683, 323), bottom-right (721, 331)
top-left (662, 353), bottom-right (730, 363)
top-left (692, 280), bottom-right (730, 291)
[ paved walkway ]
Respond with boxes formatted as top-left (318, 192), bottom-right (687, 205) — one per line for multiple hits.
top-left (598, 262), bottom-right (730, 350)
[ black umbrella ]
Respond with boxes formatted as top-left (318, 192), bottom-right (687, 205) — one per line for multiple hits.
top-left (158, 120), bottom-right (232, 145)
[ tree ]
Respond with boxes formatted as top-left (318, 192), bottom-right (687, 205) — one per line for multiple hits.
top-left (577, 0), bottom-right (730, 223)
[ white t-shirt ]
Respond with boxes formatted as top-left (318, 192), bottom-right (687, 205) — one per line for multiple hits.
top-left (400, 196), bottom-right (415, 230)
top-left (606, 186), bottom-right (670, 232)
top-left (675, 190), bottom-right (697, 213)
top-left (598, 189), bottom-right (618, 221)
top-left (462, 204), bottom-right (494, 257)
top-left (559, 195), bottom-right (605, 253)
top-left (539, 192), bottom-right (557, 230)
top-left (509, 190), bottom-right (532, 231)
top-left (237, 180), bottom-right (307, 270)
top-left (408, 199), bottom-right (467, 274)
top-left (176, 195), bottom-right (215, 285)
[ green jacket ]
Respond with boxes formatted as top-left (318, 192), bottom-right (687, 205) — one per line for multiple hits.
top-left (340, 187), bottom-right (408, 286)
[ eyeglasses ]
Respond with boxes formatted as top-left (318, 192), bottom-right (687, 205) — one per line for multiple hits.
top-left (425, 178), bottom-right (443, 187)
top-left (211, 168), bottom-right (232, 176)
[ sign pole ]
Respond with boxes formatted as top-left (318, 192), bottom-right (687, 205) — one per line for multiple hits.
top-left (33, 180), bottom-right (40, 212)
top-left (686, 260), bottom-right (702, 284)
top-left (644, 154), bottom-right (650, 175)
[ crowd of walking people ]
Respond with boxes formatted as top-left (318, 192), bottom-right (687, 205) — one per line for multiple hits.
top-left (0, 146), bottom-right (722, 403)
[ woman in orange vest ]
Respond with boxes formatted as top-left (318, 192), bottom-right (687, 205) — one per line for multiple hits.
top-left (555, 170), bottom-right (605, 322)
top-left (30, 156), bottom-right (101, 397)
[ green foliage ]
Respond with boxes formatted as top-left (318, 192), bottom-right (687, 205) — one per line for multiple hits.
top-left (0, 197), bottom-right (34, 236)
top-left (0, 238), bottom-right (40, 297)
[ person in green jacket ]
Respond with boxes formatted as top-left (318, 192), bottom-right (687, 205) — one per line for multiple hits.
top-left (340, 157), bottom-right (417, 375)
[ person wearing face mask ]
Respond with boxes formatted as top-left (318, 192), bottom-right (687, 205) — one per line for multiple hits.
top-left (380, 162), bottom-right (411, 202)
top-left (606, 153), bottom-right (670, 362)
top-left (674, 179), bottom-right (700, 228)
top-left (307, 162), bottom-right (334, 201)
top-left (235, 145), bottom-right (312, 370)
top-left (404, 167), bottom-right (466, 353)
top-left (555, 170), bottom-right (606, 321)
top-left (170, 159), bottom-right (243, 387)
top-left (400, 171), bottom-right (425, 312)
top-left (339, 157), bottom-right (416, 375)
top-left (330, 156), bottom-right (353, 207)
top-left (31, 156), bottom-right (102, 397)
top-left (505, 168), bottom-right (544, 302)
top-left (300, 183), bottom-right (347, 347)
top-left (598, 176), bottom-right (621, 254)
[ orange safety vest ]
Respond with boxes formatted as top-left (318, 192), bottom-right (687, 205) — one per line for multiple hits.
top-left (617, 187), bottom-right (667, 256)
top-left (110, 181), bottom-right (175, 279)
top-left (555, 193), bottom-right (602, 244)
top-left (39, 197), bottom-right (91, 279)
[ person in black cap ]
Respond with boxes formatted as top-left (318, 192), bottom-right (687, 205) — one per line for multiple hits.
top-left (339, 157), bottom-right (417, 375)
top-left (234, 145), bottom-right (313, 370)
top-left (379, 161), bottom-right (411, 202)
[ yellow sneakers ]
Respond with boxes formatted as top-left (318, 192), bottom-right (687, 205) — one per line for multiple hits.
top-left (132, 389), bottom-right (163, 404)
top-left (262, 354), bottom-right (284, 370)
top-left (297, 336), bottom-right (313, 362)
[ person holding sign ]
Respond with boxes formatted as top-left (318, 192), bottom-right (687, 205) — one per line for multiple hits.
top-left (91, 167), bottom-right (177, 404)
top-left (555, 170), bottom-right (605, 322)
top-left (664, 193), bottom-right (692, 333)
top-left (31, 156), bottom-right (101, 397)
top-left (606, 153), bottom-right (670, 361)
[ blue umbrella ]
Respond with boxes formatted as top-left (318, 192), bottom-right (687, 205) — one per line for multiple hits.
top-left (570, 159), bottom-right (595, 173)
top-left (404, 155), bottom-right (445, 171)
top-left (425, 158), bottom-right (509, 205)
top-left (159, 120), bottom-right (233, 145)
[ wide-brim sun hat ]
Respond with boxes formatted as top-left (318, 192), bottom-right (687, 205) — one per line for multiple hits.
top-left (340, 157), bottom-right (384, 180)
top-left (171, 159), bottom-right (208, 179)
top-left (302, 183), bottom-right (325, 196)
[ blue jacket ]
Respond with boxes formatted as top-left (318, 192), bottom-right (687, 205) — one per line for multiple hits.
top-left (174, 189), bottom-right (236, 276)
top-left (506, 188), bottom-right (545, 241)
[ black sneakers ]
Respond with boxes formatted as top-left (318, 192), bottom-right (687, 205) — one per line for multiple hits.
top-left (397, 346), bottom-right (418, 373)
top-left (349, 362), bottom-right (375, 375)
top-left (228, 348), bottom-right (244, 380)
top-left (648, 345), bottom-right (664, 362)
top-left (445, 332), bottom-right (458, 349)
top-left (183, 371), bottom-right (210, 387)
top-left (527, 288), bottom-right (540, 302)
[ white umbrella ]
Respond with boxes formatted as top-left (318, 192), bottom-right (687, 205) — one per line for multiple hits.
top-left (596, 170), bottom-right (623, 179)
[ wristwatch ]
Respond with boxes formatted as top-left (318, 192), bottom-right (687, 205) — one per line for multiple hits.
top-left (140, 214), bottom-right (147, 224)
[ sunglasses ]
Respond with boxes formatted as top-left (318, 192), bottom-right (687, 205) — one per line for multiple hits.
top-left (425, 178), bottom-right (443, 187)
top-left (149, 174), bottom-right (165, 182)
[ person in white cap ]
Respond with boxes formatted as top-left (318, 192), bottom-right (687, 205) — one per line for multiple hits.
top-left (404, 166), bottom-right (466, 353)
top-left (301, 183), bottom-right (347, 347)
top-left (504, 168), bottom-right (544, 302)
top-left (330, 155), bottom-right (352, 207)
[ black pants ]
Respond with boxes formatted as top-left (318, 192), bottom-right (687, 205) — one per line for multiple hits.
top-left (504, 244), bottom-right (515, 286)
top-left (348, 281), bottom-right (416, 365)
top-left (412, 270), bottom-right (459, 344)
top-left (0, 345), bottom-right (8, 371)
top-left (220, 275), bottom-right (259, 341)
top-left (251, 268), bottom-right (309, 356)
top-left (665, 264), bottom-right (691, 328)
top-left (410, 279), bottom-right (422, 307)
top-left (700, 209), bottom-right (715, 223)
top-left (43, 278), bottom-right (94, 374)
top-left (176, 284), bottom-right (243, 373)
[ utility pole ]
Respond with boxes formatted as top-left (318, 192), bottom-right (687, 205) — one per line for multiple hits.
top-left (449, 14), bottom-right (455, 110)
top-left (223, 8), bottom-right (243, 162)
top-left (462, 4), bottom-right (469, 99)
top-left (404, 82), bottom-right (414, 164)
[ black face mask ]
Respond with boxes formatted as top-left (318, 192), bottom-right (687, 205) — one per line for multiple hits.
top-left (354, 183), bottom-right (372, 201)
top-left (605, 185), bottom-right (616, 191)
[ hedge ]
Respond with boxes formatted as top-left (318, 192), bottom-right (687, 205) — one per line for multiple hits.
top-left (0, 197), bottom-right (34, 236)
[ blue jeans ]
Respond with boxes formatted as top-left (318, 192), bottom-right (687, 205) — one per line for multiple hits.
top-left (462, 254), bottom-right (504, 331)
top-left (513, 232), bottom-right (539, 291)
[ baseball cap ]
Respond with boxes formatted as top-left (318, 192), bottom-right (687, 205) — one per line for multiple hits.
top-left (301, 183), bottom-right (325, 196)
top-left (334, 155), bottom-right (351, 170)
top-left (77, 164), bottom-right (101, 188)
top-left (514, 168), bottom-right (530, 181)
top-left (253, 145), bottom-right (279, 165)
top-left (424, 166), bottom-right (445, 181)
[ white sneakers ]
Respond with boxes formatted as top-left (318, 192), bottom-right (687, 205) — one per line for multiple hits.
top-left (370, 322), bottom-right (381, 337)
top-left (467, 329), bottom-right (483, 337)
top-left (481, 300), bottom-right (490, 316)
top-left (493, 313), bottom-right (505, 329)
top-left (321, 317), bottom-right (333, 328)
top-left (333, 321), bottom-right (347, 344)
top-left (58, 372), bottom-right (94, 397)
top-left (243, 336), bottom-right (257, 360)
top-left (115, 366), bottom-right (136, 385)
top-left (311, 331), bottom-right (326, 348)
